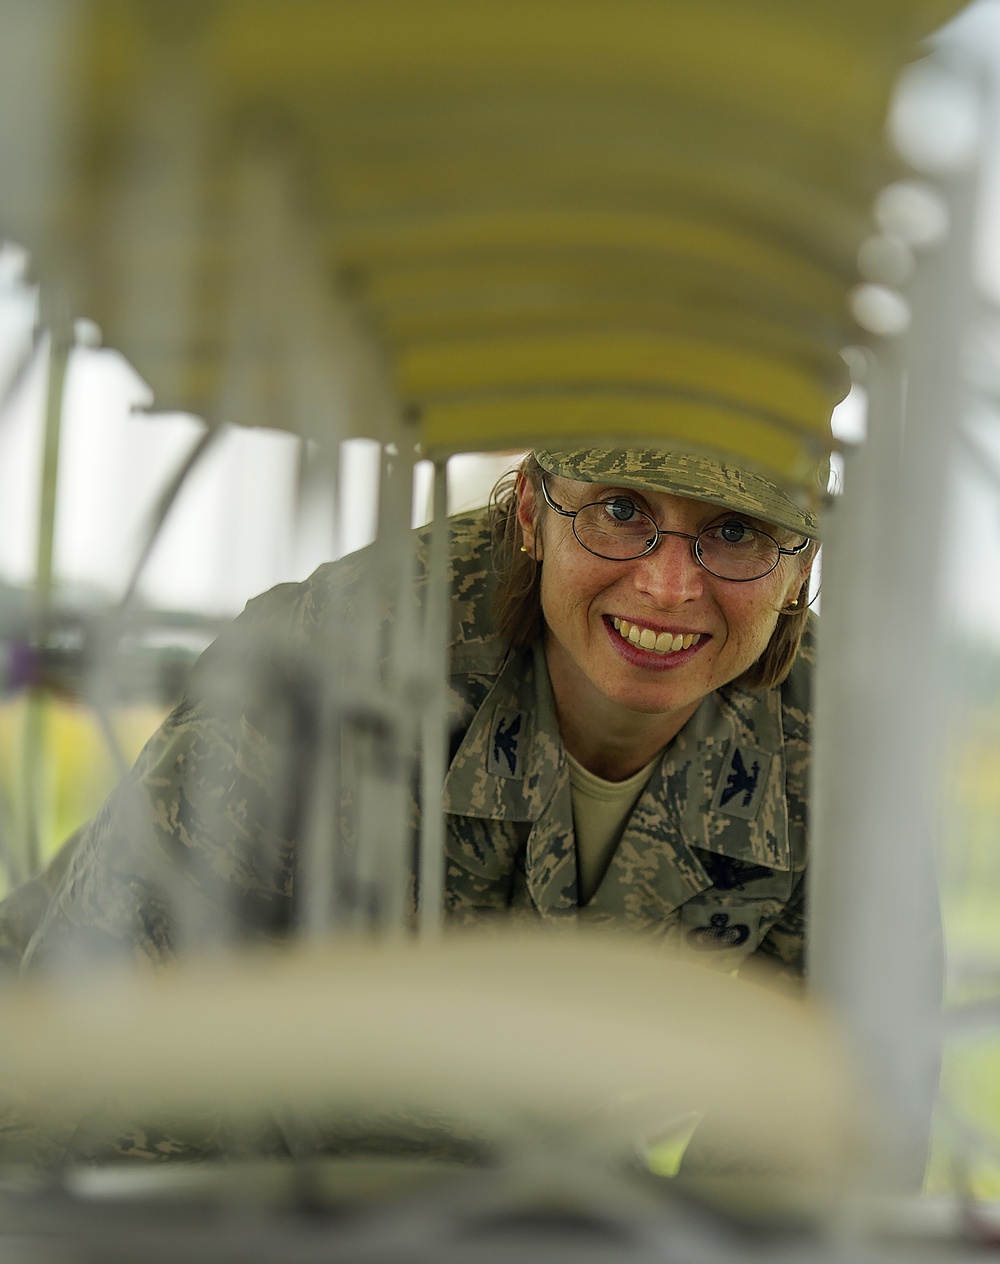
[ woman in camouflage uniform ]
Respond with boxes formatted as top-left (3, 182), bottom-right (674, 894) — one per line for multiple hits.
top-left (443, 447), bottom-right (816, 978)
top-left (2, 446), bottom-right (816, 983)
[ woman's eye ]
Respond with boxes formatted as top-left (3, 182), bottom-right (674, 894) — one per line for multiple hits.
top-left (605, 498), bottom-right (638, 523)
top-left (717, 520), bottom-right (752, 544)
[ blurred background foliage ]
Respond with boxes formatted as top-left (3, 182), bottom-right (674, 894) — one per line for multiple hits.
top-left (0, 696), bottom-right (166, 897)
top-left (925, 640), bottom-right (1000, 1197)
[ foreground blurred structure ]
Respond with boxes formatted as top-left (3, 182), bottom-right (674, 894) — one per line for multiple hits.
top-left (1, 0), bottom-right (999, 1259)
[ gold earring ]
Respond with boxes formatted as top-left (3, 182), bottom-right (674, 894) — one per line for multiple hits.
top-left (781, 596), bottom-right (800, 612)
top-left (519, 545), bottom-right (528, 554)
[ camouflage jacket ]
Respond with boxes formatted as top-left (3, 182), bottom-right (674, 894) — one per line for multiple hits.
top-left (9, 507), bottom-right (811, 982)
top-left (443, 629), bottom-right (811, 977)
top-left (440, 608), bottom-right (811, 982)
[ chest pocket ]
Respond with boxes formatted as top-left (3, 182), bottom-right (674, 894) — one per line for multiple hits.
top-left (677, 851), bottom-right (796, 965)
top-left (444, 817), bottom-right (531, 916)
top-left (696, 852), bottom-right (781, 893)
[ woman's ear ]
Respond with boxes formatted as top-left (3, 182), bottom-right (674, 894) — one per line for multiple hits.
top-left (785, 546), bottom-right (816, 607)
top-left (515, 472), bottom-right (542, 561)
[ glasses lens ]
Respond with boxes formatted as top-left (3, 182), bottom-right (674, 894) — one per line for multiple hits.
top-left (574, 502), bottom-right (659, 559)
top-left (696, 522), bottom-right (780, 580)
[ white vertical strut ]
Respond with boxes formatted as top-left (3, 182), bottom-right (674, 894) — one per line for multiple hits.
top-left (418, 458), bottom-right (451, 935)
top-left (809, 158), bottom-right (978, 1186)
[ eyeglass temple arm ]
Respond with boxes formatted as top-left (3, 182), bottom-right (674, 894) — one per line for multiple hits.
top-left (539, 476), bottom-right (572, 516)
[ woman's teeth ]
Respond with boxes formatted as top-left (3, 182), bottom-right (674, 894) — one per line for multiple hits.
top-left (612, 618), bottom-right (701, 655)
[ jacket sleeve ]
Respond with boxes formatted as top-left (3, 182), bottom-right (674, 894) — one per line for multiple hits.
top-left (19, 567), bottom-right (339, 973)
top-left (745, 870), bottom-right (806, 983)
top-left (0, 829), bottom-right (83, 971)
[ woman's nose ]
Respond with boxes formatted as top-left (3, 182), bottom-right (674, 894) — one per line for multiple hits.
top-left (630, 532), bottom-right (705, 605)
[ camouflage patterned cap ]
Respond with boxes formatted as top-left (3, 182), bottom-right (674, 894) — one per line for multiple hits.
top-left (534, 448), bottom-right (820, 539)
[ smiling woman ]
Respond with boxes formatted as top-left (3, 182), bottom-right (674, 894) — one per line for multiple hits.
top-left (447, 447), bottom-right (819, 951)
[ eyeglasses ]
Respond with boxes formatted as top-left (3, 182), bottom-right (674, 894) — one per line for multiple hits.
top-left (539, 477), bottom-right (810, 582)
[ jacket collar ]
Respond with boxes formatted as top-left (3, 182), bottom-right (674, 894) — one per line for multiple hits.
top-left (443, 640), bottom-right (563, 824)
top-left (656, 680), bottom-right (792, 872)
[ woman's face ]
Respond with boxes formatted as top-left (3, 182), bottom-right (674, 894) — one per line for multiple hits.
top-left (517, 473), bottom-right (811, 726)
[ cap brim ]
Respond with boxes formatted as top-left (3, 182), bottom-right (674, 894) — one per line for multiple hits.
top-left (534, 447), bottom-right (820, 539)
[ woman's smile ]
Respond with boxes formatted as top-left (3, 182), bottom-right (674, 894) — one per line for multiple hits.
top-left (609, 616), bottom-right (705, 657)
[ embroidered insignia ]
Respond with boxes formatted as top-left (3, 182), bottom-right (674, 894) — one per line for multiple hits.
top-left (487, 708), bottom-right (525, 779)
top-left (680, 904), bottom-right (762, 952)
top-left (686, 912), bottom-right (750, 949)
top-left (697, 852), bottom-right (774, 892)
top-left (710, 743), bottom-right (772, 820)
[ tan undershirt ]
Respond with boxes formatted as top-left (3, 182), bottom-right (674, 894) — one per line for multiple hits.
top-left (566, 752), bottom-right (659, 905)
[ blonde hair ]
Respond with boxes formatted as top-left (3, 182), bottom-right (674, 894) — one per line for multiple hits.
top-left (489, 453), bottom-right (813, 691)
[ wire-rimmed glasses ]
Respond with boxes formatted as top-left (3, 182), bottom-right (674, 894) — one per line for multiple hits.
top-left (539, 477), bottom-right (809, 582)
